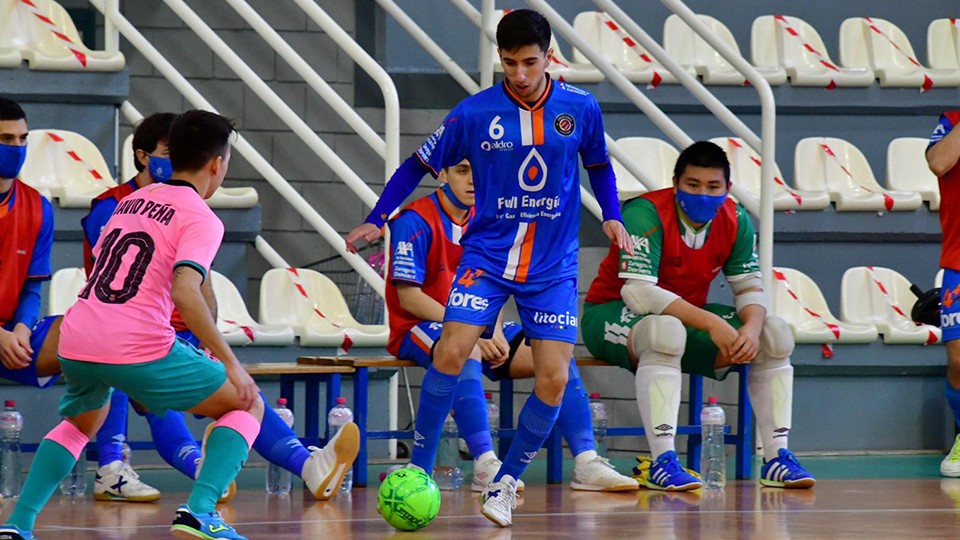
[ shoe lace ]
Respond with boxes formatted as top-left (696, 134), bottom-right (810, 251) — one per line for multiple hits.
top-left (116, 463), bottom-right (141, 481)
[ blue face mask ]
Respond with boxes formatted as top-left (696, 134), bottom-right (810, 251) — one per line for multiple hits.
top-left (147, 155), bottom-right (173, 182)
top-left (676, 190), bottom-right (727, 224)
top-left (0, 143), bottom-right (27, 180)
top-left (441, 182), bottom-right (470, 210)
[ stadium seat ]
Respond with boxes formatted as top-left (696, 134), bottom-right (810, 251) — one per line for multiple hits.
top-left (771, 267), bottom-right (878, 344)
top-left (840, 266), bottom-right (940, 345)
top-left (794, 137), bottom-right (923, 211)
top-left (751, 15), bottom-right (873, 87)
top-left (709, 137), bottom-right (829, 211)
top-left (0, 0), bottom-right (124, 71)
top-left (48, 267), bottom-right (86, 315)
top-left (120, 134), bottom-right (258, 209)
top-left (609, 137), bottom-right (676, 200)
top-left (886, 137), bottom-right (940, 211)
top-left (937, 269), bottom-right (944, 288)
top-left (489, 10), bottom-right (602, 83)
top-left (210, 270), bottom-right (295, 346)
top-left (571, 11), bottom-right (684, 86)
top-left (839, 17), bottom-right (960, 89)
top-left (21, 129), bottom-right (115, 208)
top-left (663, 14), bottom-right (786, 86)
top-left (928, 18), bottom-right (960, 71)
top-left (259, 268), bottom-right (388, 348)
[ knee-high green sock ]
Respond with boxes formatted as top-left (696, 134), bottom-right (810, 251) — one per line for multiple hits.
top-left (188, 411), bottom-right (259, 514)
top-left (9, 439), bottom-right (82, 531)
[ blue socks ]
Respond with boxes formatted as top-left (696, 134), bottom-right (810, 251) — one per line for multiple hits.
top-left (147, 410), bottom-right (202, 478)
top-left (452, 359), bottom-right (492, 458)
top-left (97, 391), bottom-right (128, 466)
top-left (411, 365), bottom-right (459, 473)
top-left (495, 392), bottom-right (560, 482)
top-left (947, 382), bottom-right (960, 431)
top-left (253, 393), bottom-right (311, 475)
top-left (556, 361), bottom-right (596, 457)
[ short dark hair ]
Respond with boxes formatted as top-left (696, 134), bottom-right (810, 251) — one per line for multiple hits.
top-left (0, 97), bottom-right (26, 122)
top-left (674, 141), bottom-right (731, 183)
top-left (496, 9), bottom-right (550, 53)
top-left (132, 112), bottom-right (177, 172)
top-left (168, 110), bottom-right (236, 173)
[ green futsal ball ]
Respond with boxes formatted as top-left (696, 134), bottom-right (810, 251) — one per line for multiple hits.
top-left (377, 467), bottom-right (441, 531)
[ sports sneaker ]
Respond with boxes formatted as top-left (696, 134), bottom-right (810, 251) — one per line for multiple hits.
top-left (471, 457), bottom-right (525, 493)
top-left (0, 525), bottom-right (34, 540)
top-left (302, 421), bottom-right (360, 500)
top-left (170, 504), bottom-right (246, 539)
top-left (479, 475), bottom-right (518, 527)
top-left (570, 456), bottom-right (640, 492)
top-left (942, 435), bottom-right (960, 477)
top-left (196, 423), bottom-right (237, 504)
top-left (645, 451), bottom-right (702, 492)
top-left (759, 448), bottom-right (816, 489)
top-left (94, 461), bottom-right (161, 502)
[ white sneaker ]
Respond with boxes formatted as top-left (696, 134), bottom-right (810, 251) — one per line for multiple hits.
top-left (94, 461), bottom-right (161, 502)
top-left (471, 458), bottom-right (525, 492)
top-left (942, 434), bottom-right (960, 477)
top-left (302, 421), bottom-right (360, 500)
top-left (570, 456), bottom-right (640, 492)
top-left (195, 423), bottom-right (237, 504)
top-left (479, 474), bottom-right (518, 527)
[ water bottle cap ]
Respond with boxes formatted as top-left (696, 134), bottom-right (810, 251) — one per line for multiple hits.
top-left (336, 397), bottom-right (347, 404)
top-left (485, 392), bottom-right (493, 399)
top-left (3, 400), bottom-right (13, 408)
top-left (276, 398), bottom-right (287, 406)
top-left (589, 393), bottom-right (601, 399)
top-left (707, 396), bottom-right (719, 405)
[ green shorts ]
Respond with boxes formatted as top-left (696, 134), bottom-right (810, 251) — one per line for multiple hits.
top-left (58, 338), bottom-right (228, 418)
top-left (581, 300), bottom-right (742, 380)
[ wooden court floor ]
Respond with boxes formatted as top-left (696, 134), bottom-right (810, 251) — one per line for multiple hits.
top-left (8, 478), bottom-right (960, 539)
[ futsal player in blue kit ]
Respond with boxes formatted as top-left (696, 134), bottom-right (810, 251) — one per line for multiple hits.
top-left (347, 9), bottom-right (631, 527)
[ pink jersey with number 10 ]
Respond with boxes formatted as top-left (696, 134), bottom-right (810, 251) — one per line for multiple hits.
top-left (59, 182), bottom-right (224, 365)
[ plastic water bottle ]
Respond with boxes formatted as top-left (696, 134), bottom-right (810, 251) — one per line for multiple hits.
top-left (486, 392), bottom-right (499, 451)
top-left (589, 393), bottom-right (608, 457)
top-left (700, 396), bottom-right (726, 490)
top-left (266, 398), bottom-right (294, 495)
top-left (0, 400), bottom-right (23, 498)
top-left (59, 455), bottom-right (86, 497)
top-left (328, 397), bottom-right (354, 493)
top-left (433, 413), bottom-right (463, 490)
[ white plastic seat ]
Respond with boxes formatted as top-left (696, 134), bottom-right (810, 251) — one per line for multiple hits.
top-left (709, 137), bottom-right (829, 211)
top-left (794, 137), bottom-right (922, 212)
top-left (771, 267), bottom-right (878, 344)
top-left (886, 137), bottom-right (940, 211)
top-left (928, 18), bottom-right (960, 71)
top-left (20, 129), bottom-right (115, 208)
top-left (489, 10), bottom-right (602, 83)
top-left (937, 269), bottom-right (944, 288)
top-left (48, 267), bottom-right (86, 315)
top-left (120, 133), bottom-right (258, 208)
top-left (840, 266), bottom-right (940, 345)
top-left (0, 0), bottom-right (23, 67)
top-left (0, 0), bottom-right (123, 71)
top-left (609, 137), bottom-right (676, 200)
top-left (751, 15), bottom-right (873, 87)
top-left (260, 268), bottom-right (387, 348)
top-left (840, 17), bottom-right (960, 89)
top-left (663, 14), bottom-right (786, 86)
top-left (210, 270), bottom-right (294, 346)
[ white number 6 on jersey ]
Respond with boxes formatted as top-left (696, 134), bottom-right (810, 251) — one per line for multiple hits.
top-left (488, 116), bottom-right (504, 140)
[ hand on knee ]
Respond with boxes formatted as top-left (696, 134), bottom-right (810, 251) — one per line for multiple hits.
top-left (246, 393), bottom-right (265, 421)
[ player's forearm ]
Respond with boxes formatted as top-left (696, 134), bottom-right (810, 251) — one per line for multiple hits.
top-left (737, 303), bottom-right (766, 332)
top-left (586, 164), bottom-right (623, 222)
top-left (396, 285), bottom-right (446, 322)
top-left (365, 155), bottom-right (431, 228)
top-left (927, 127), bottom-right (960, 177)
top-left (172, 277), bottom-right (238, 366)
top-left (12, 280), bottom-right (41, 329)
top-left (200, 275), bottom-right (218, 320)
top-left (662, 297), bottom-right (725, 334)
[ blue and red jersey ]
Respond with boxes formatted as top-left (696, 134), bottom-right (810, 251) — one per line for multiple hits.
top-left (0, 180), bottom-right (53, 326)
top-left (81, 177), bottom-right (139, 276)
top-left (930, 111), bottom-right (960, 270)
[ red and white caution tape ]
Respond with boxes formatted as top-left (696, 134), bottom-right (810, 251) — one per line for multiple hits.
top-left (600, 12), bottom-right (664, 89)
top-left (772, 269), bottom-right (839, 358)
top-left (44, 132), bottom-right (105, 182)
top-left (862, 17), bottom-right (933, 93)
top-left (221, 318), bottom-right (255, 343)
top-left (17, 0), bottom-right (88, 68)
top-left (726, 138), bottom-right (802, 206)
top-left (285, 268), bottom-right (354, 355)
top-left (865, 266), bottom-right (938, 345)
top-left (818, 139), bottom-right (894, 211)
top-left (773, 15), bottom-right (838, 90)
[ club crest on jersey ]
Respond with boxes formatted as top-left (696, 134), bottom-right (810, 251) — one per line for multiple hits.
top-left (518, 148), bottom-right (548, 192)
top-left (554, 113), bottom-right (575, 136)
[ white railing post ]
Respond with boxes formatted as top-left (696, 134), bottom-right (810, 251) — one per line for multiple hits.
top-left (103, 0), bottom-right (119, 54)
top-left (254, 235), bottom-right (292, 269)
top-left (478, 0), bottom-right (496, 89)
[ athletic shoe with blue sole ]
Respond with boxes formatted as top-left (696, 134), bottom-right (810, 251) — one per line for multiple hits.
top-left (645, 450), bottom-right (702, 492)
top-left (0, 525), bottom-right (34, 540)
top-left (760, 448), bottom-right (816, 489)
top-left (170, 505), bottom-right (247, 539)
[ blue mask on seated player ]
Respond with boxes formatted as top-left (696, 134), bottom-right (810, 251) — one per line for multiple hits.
top-left (676, 190), bottom-right (727, 224)
top-left (441, 182), bottom-right (470, 210)
top-left (148, 155), bottom-right (173, 182)
top-left (0, 143), bottom-right (27, 180)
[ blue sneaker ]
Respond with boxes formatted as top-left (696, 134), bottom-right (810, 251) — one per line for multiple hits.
top-left (646, 451), bottom-right (702, 491)
top-left (0, 525), bottom-right (35, 540)
top-left (170, 505), bottom-right (247, 539)
top-left (760, 448), bottom-right (816, 489)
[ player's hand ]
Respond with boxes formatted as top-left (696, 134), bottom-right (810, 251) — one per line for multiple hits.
top-left (729, 324), bottom-right (761, 365)
top-left (0, 327), bottom-right (31, 370)
top-left (479, 328), bottom-right (509, 366)
top-left (227, 363), bottom-right (260, 410)
top-left (602, 220), bottom-right (634, 256)
top-left (707, 319), bottom-right (740, 363)
top-left (12, 323), bottom-right (33, 356)
top-left (345, 223), bottom-right (382, 253)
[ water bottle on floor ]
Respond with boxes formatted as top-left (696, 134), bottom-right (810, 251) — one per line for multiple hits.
top-left (328, 397), bottom-right (354, 493)
top-left (486, 392), bottom-right (499, 451)
top-left (0, 400), bottom-right (23, 498)
top-left (266, 398), bottom-right (294, 495)
top-left (589, 393), bottom-right (608, 457)
top-left (59, 455), bottom-right (86, 497)
top-left (433, 413), bottom-right (463, 490)
top-left (700, 396), bottom-right (726, 490)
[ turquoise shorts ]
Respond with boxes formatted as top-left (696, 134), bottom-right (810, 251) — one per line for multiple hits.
top-left (58, 338), bottom-right (227, 418)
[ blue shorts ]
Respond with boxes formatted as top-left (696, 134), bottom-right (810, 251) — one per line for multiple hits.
top-left (176, 329), bottom-right (200, 348)
top-left (398, 320), bottom-right (524, 381)
top-left (942, 268), bottom-right (960, 342)
top-left (0, 316), bottom-right (61, 389)
top-left (443, 265), bottom-right (579, 344)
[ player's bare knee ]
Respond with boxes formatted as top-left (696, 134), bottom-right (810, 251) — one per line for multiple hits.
top-left (432, 340), bottom-right (468, 374)
top-left (246, 394), bottom-right (265, 421)
top-left (757, 316), bottom-right (795, 364)
top-left (631, 315), bottom-right (685, 367)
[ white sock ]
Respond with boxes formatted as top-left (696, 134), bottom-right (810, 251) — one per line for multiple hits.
top-left (475, 450), bottom-right (497, 463)
top-left (574, 450), bottom-right (598, 467)
top-left (749, 362), bottom-right (794, 461)
top-left (635, 364), bottom-right (682, 459)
